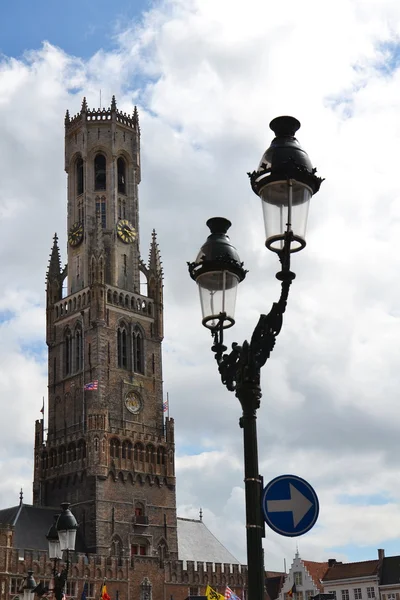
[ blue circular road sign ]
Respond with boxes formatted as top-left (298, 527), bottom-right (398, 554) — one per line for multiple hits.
top-left (262, 474), bottom-right (319, 537)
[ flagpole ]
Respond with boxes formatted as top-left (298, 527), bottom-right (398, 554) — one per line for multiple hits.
top-left (42, 396), bottom-right (45, 440)
top-left (167, 391), bottom-right (170, 419)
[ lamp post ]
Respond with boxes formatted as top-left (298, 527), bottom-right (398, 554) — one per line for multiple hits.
top-left (45, 503), bottom-right (78, 600)
top-left (188, 116), bottom-right (323, 600)
top-left (22, 571), bottom-right (37, 600)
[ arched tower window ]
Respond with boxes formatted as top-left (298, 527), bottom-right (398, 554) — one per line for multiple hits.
top-left (65, 329), bottom-right (72, 376)
top-left (94, 154), bottom-right (106, 190)
top-left (117, 157), bottom-right (126, 194)
top-left (117, 323), bottom-right (128, 369)
top-left (110, 438), bottom-right (120, 458)
top-left (111, 536), bottom-right (123, 557)
top-left (76, 156), bottom-right (84, 195)
top-left (75, 325), bottom-right (83, 372)
top-left (122, 440), bottom-right (132, 460)
top-left (133, 329), bottom-right (144, 374)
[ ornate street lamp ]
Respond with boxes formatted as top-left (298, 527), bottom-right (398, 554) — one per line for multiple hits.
top-left (21, 571), bottom-right (37, 600)
top-left (56, 502), bottom-right (78, 552)
top-left (42, 503), bottom-right (78, 600)
top-left (188, 116), bottom-right (323, 600)
top-left (46, 514), bottom-right (62, 561)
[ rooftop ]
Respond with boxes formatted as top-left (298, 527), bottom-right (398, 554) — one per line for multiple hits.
top-left (322, 560), bottom-right (380, 582)
top-left (303, 560), bottom-right (329, 591)
top-left (177, 517), bottom-right (241, 565)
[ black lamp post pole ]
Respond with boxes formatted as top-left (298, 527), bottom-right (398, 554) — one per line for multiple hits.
top-left (239, 384), bottom-right (264, 600)
top-left (189, 117), bottom-right (323, 600)
top-left (210, 246), bottom-right (294, 600)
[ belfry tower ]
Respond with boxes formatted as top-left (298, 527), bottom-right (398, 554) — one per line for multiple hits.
top-left (33, 97), bottom-right (177, 561)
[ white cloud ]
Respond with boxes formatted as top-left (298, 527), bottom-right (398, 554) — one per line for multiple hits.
top-left (2, 0), bottom-right (400, 571)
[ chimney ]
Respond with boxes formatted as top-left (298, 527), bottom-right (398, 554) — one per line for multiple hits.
top-left (378, 549), bottom-right (385, 561)
top-left (328, 559), bottom-right (337, 568)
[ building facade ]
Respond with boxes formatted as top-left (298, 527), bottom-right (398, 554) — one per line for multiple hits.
top-left (321, 552), bottom-right (382, 600)
top-left (0, 97), bottom-right (247, 600)
top-left (276, 552), bottom-right (328, 600)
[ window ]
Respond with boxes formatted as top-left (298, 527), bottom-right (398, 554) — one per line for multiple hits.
top-left (330, 592), bottom-right (337, 600)
top-left (342, 591), bottom-right (349, 600)
top-left (95, 195), bottom-right (106, 228)
top-left (306, 591), bottom-right (314, 600)
top-left (117, 324), bottom-right (128, 368)
top-left (190, 588), bottom-right (200, 597)
top-left (110, 438), bottom-right (120, 458)
top-left (65, 329), bottom-right (72, 375)
top-left (367, 589), bottom-right (375, 599)
top-left (94, 154), bottom-right (106, 190)
top-left (66, 581), bottom-right (76, 597)
top-left (9, 578), bottom-right (19, 594)
top-left (76, 156), bottom-right (84, 195)
top-left (111, 537), bottom-right (122, 557)
top-left (297, 593), bottom-right (303, 600)
top-left (387, 595), bottom-right (396, 600)
top-left (117, 157), bottom-right (126, 193)
top-left (133, 330), bottom-right (144, 373)
top-left (131, 543), bottom-right (146, 556)
top-left (294, 573), bottom-right (303, 586)
top-left (75, 326), bottom-right (83, 371)
top-left (122, 441), bottom-right (132, 459)
top-left (354, 590), bottom-right (362, 600)
top-left (87, 584), bottom-right (95, 598)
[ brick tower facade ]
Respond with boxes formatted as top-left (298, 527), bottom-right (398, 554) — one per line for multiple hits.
top-left (33, 97), bottom-right (178, 562)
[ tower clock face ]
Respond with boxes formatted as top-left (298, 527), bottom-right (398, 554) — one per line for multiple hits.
top-left (68, 222), bottom-right (84, 247)
top-left (117, 219), bottom-right (136, 244)
top-left (125, 391), bottom-right (142, 414)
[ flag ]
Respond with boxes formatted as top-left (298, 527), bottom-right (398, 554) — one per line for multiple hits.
top-left (81, 582), bottom-right (88, 600)
top-left (101, 585), bottom-right (111, 600)
top-left (163, 400), bottom-right (168, 412)
top-left (225, 587), bottom-right (241, 600)
top-left (206, 585), bottom-right (225, 600)
top-left (84, 381), bottom-right (98, 391)
top-left (288, 584), bottom-right (297, 597)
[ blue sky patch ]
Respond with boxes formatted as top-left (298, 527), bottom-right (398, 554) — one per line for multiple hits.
top-left (0, 0), bottom-right (150, 59)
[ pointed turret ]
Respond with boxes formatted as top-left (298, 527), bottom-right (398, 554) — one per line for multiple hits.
top-left (148, 229), bottom-right (163, 278)
top-left (46, 234), bottom-right (64, 343)
top-left (65, 109), bottom-right (70, 125)
top-left (111, 95), bottom-right (117, 111)
top-left (46, 233), bottom-right (62, 282)
top-left (133, 105), bottom-right (140, 130)
top-left (147, 230), bottom-right (164, 339)
top-left (81, 96), bottom-right (88, 113)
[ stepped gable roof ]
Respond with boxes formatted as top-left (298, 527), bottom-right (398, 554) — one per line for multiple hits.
top-left (380, 555), bottom-right (400, 585)
top-left (303, 560), bottom-right (329, 591)
top-left (0, 503), bottom-right (87, 554)
top-left (323, 559), bottom-right (380, 581)
top-left (177, 517), bottom-right (240, 564)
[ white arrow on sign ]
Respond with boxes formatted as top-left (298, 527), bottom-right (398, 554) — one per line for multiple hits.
top-left (266, 483), bottom-right (313, 527)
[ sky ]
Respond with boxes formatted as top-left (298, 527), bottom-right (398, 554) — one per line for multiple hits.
top-left (1, 0), bottom-right (400, 574)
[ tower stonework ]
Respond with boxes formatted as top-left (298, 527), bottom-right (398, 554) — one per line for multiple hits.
top-left (33, 97), bottom-right (177, 561)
